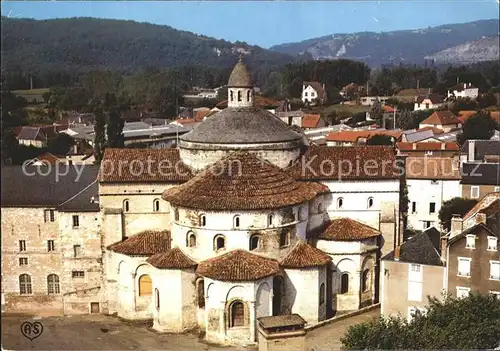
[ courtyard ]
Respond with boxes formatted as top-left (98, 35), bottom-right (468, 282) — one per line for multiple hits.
top-left (1, 308), bottom-right (379, 350)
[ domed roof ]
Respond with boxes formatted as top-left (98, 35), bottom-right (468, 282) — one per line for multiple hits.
top-left (228, 58), bottom-right (252, 87)
top-left (162, 151), bottom-right (326, 211)
top-left (180, 107), bottom-right (302, 144)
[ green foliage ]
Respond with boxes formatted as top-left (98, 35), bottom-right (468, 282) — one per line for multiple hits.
top-left (457, 112), bottom-right (497, 145)
top-left (438, 197), bottom-right (478, 231)
top-left (48, 133), bottom-right (75, 156)
top-left (93, 103), bottom-right (106, 164)
top-left (341, 293), bottom-right (500, 350)
top-left (366, 134), bottom-right (394, 146)
top-left (450, 97), bottom-right (478, 114)
top-left (1, 91), bottom-right (28, 127)
top-left (369, 98), bottom-right (383, 124)
top-left (477, 92), bottom-right (498, 108)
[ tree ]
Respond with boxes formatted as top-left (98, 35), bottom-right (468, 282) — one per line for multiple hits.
top-left (341, 293), bottom-right (500, 350)
top-left (450, 97), bottom-right (478, 114)
top-left (366, 134), bottom-right (394, 146)
top-left (457, 112), bottom-right (497, 145)
top-left (48, 133), bottom-right (75, 155)
top-left (438, 197), bottom-right (478, 231)
top-left (477, 92), bottom-right (498, 108)
top-left (369, 98), bottom-right (383, 124)
top-left (104, 93), bottom-right (125, 148)
top-left (93, 103), bottom-right (106, 164)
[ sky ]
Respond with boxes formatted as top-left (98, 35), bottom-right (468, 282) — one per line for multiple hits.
top-left (2, 1), bottom-right (498, 48)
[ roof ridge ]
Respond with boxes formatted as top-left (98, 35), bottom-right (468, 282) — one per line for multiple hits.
top-left (57, 179), bottom-right (97, 208)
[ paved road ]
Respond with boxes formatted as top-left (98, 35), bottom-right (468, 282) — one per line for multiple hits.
top-left (2, 308), bottom-right (379, 351)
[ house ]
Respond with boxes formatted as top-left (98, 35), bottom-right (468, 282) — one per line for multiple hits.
top-left (461, 163), bottom-right (500, 200)
top-left (419, 111), bottom-right (461, 132)
top-left (301, 114), bottom-right (327, 129)
top-left (405, 157), bottom-right (461, 231)
top-left (401, 129), bottom-right (441, 143)
top-left (462, 192), bottom-right (500, 229)
top-left (16, 127), bottom-right (51, 148)
top-left (303, 124), bottom-right (352, 145)
top-left (326, 130), bottom-right (403, 147)
top-left (1, 165), bottom-right (101, 315)
top-left (396, 142), bottom-right (459, 158)
top-left (414, 94), bottom-right (446, 111)
top-left (360, 96), bottom-right (390, 106)
top-left (28, 152), bottom-right (65, 166)
top-left (381, 228), bottom-right (445, 320)
top-left (302, 81), bottom-right (327, 105)
top-left (460, 140), bottom-right (500, 163)
top-left (447, 83), bottom-right (479, 100)
top-left (277, 111), bottom-right (304, 127)
top-left (340, 83), bottom-right (364, 100)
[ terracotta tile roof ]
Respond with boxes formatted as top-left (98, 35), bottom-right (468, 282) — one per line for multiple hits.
top-left (280, 241), bottom-right (331, 268)
top-left (420, 111), bottom-right (461, 126)
top-left (383, 105), bottom-right (395, 113)
top-left (458, 110), bottom-right (478, 123)
top-left (99, 148), bottom-right (192, 183)
top-left (146, 248), bottom-right (197, 269)
top-left (396, 142), bottom-right (459, 151)
top-left (318, 218), bottom-right (380, 241)
top-left (196, 250), bottom-right (279, 282)
top-left (489, 111), bottom-right (500, 123)
top-left (405, 157), bottom-right (461, 180)
top-left (107, 230), bottom-right (171, 256)
top-left (303, 81), bottom-right (326, 99)
top-left (302, 114), bottom-right (322, 128)
top-left (37, 152), bottom-right (63, 165)
top-left (287, 145), bottom-right (399, 181)
top-left (194, 110), bottom-right (210, 122)
top-left (417, 126), bottom-right (444, 135)
top-left (163, 151), bottom-right (324, 211)
top-left (464, 192), bottom-right (500, 221)
top-left (326, 130), bottom-right (402, 143)
top-left (415, 94), bottom-right (443, 104)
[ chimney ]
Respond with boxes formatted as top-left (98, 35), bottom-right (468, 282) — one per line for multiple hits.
top-left (440, 236), bottom-right (448, 261)
top-left (476, 212), bottom-right (487, 225)
top-left (468, 140), bottom-right (475, 162)
top-left (412, 143), bottom-right (417, 150)
top-left (394, 246), bottom-right (401, 261)
top-left (441, 143), bottom-right (446, 150)
top-left (464, 83), bottom-right (467, 89)
top-left (451, 214), bottom-right (463, 237)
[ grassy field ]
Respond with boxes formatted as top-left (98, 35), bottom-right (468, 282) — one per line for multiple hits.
top-left (306, 103), bottom-right (370, 118)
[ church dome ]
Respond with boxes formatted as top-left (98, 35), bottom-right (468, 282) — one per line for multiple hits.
top-left (180, 107), bottom-right (302, 144)
top-left (228, 59), bottom-right (253, 87)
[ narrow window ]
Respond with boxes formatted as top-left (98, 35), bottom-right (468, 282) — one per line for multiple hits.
top-left (214, 235), bottom-right (225, 251)
top-left (174, 208), bottom-right (179, 221)
top-left (19, 257), bottom-right (28, 266)
top-left (73, 245), bottom-right (81, 257)
top-left (197, 279), bottom-right (205, 308)
top-left (123, 200), bottom-right (130, 212)
top-left (337, 197), bottom-right (344, 209)
top-left (319, 283), bottom-right (325, 305)
top-left (47, 240), bottom-right (55, 252)
top-left (44, 209), bottom-right (55, 222)
top-left (340, 273), bottom-right (349, 294)
top-left (155, 288), bottom-right (160, 310)
top-left (249, 235), bottom-right (260, 251)
top-left (19, 274), bottom-right (32, 295)
top-left (317, 202), bottom-right (323, 213)
top-left (279, 231), bottom-right (290, 248)
top-left (471, 186), bottom-right (479, 199)
top-left (72, 215), bottom-right (79, 228)
top-left (367, 197), bottom-right (374, 209)
top-left (153, 199), bottom-right (160, 212)
top-left (47, 274), bottom-right (60, 294)
top-left (230, 301), bottom-right (244, 327)
top-left (488, 237), bottom-right (498, 251)
top-left (234, 215), bottom-right (240, 229)
top-left (429, 202), bottom-right (436, 214)
top-left (230, 90), bottom-right (234, 102)
top-left (200, 214), bottom-right (206, 227)
top-left (466, 235), bottom-right (475, 249)
top-left (490, 261), bottom-right (500, 280)
top-left (247, 90), bottom-right (251, 102)
top-left (268, 214), bottom-right (274, 227)
top-left (237, 90), bottom-right (242, 102)
top-left (19, 240), bottom-right (26, 252)
top-left (411, 202), bottom-right (417, 214)
top-left (187, 232), bottom-right (196, 247)
top-left (362, 269), bottom-right (370, 292)
top-left (138, 275), bottom-right (152, 296)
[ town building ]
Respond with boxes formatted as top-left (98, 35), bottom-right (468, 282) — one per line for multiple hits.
top-left (418, 111), bottom-right (461, 133)
top-left (447, 83), bottom-right (479, 100)
top-left (461, 163), bottom-right (500, 200)
top-left (414, 94), bottom-right (446, 111)
top-left (326, 130), bottom-right (403, 147)
top-left (396, 142), bottom-right (459, 158)
top-left (302, 82), bottom-right (327, 105)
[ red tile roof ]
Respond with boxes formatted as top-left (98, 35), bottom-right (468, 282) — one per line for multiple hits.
top-left (194, 110), bottom-right (210, 122)
top-left (163, 151), bottom-right (325, 211)
top-left (302, 114), bottom-right (322, 128)
top-left (99, 148), bottom-right (192, 183)
top-left (326, 130), bottom-right (402, 143)
top-left (196, 250), bottom-right (279, 281)
top-left (383, 105), bottom-right (395, 113)
top-left (404, 157), bottom-right (461, 180)
top-left (280, 241), bottom-right (331, 268)
top-left (318, 218), bottom-right (380, 241)
top-left (287, 145), bottom-right (399, 181)
top-left (420, 111), bottom-right (461, 126)
top-left (489, 111), bottom-right (500, 123)
top-left (396, 142), bottom-right (459, 151)
top-left (146, 248), bottom-right (197, 269)
top-left (37, 152), bottom-right (63, 165)
top-left (107, 230), bottom-right (171, 256)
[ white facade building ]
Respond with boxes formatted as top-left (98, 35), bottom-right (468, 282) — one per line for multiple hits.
top-left (302, 82), bottom-right (326, 105)
top-left (447, 83), bottom-right (479, 100)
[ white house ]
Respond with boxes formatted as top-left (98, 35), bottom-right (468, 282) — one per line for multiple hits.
top-left (447, 83), bottom-right (479, 100)
top-left (405, 157), bottom-right (461, 231)
top-left (302, 81), bottom-right (327, 105)
top-left (414, 94), bottom-right (446, 111)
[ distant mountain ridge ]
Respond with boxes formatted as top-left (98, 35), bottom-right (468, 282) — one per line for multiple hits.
top-left (270, 19), bottom-right (499, 66)
top-left (425, 36), bottom-right (500, 64)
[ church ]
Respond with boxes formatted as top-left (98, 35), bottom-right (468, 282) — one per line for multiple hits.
top-left (97, 59), bottom-right (401, 345)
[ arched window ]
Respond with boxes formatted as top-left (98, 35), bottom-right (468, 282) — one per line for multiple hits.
top-left (247, 90), bottom-right (251, 102)
top-left (268, 214), bottom-right (274, 227)
top-left (367, 197), bottom-right (374, 209)
top-left (230, 90), bottom-right (234, 102)
top-left (174, 208), bottom-right (179, 221)
top-left (19, 274), bottom-right (32, 294)
top-left (319, 283), bottom-right (325, 305)
top-left (138, 274), bottom-right (152, 296)
top-left (317, 202), bottom-right (323, 213)
top-left (187, 232), bottom-right (196, 247)
top-left (123, 199), bottom-right (130, 212)
top-left (155, 288), bottom-right (160, 310)
top-left (340, 273), bottom-right (349, 294)
top-left (337, 197), bottom-right (344, 209)
top-left (153, 199), bottom-right (160, 212)
top-left (197, 279), bottom-right (205, 308)
top-left (234, 215), bottom-right (240, 229)
top-left (200, 214), bottom-right (206, 227)
top-left (214, 235), bottom-right (225, 251)
top-left (362, 269), bottom-right (370, 292)
top-left (229, 301), bottom-right (245, 327)
top-left (47, 274), bottom-right (60, 294)
top-left (249, 235), bottom-right (261, 251)
top-left (237, 90), bottom-right (242, 102)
